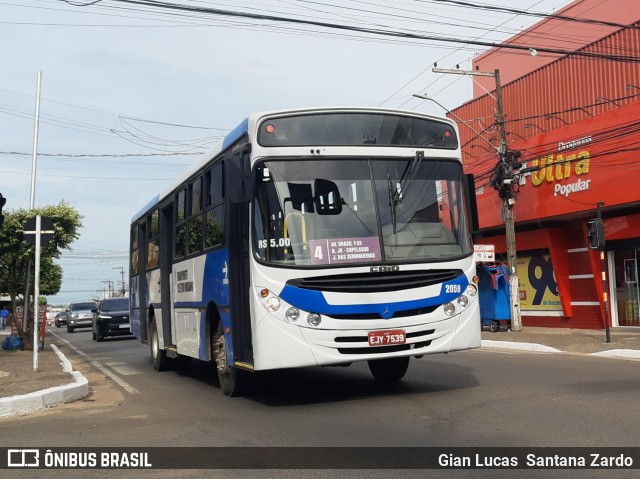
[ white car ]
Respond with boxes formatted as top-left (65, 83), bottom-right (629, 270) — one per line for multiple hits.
top-left (67, 301), bottom-right (97, 333)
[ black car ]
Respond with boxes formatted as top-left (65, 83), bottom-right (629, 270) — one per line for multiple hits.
top-left (92, 297), bottom-right (132, 341)
top-left (55, 311), bottom-right (69, 328)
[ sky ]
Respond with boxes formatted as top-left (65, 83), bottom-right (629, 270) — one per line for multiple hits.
top-left (1, 0), bottom-right (573, 306)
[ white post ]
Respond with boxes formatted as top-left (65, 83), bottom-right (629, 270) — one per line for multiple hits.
top-left (33, 215), bottom-right (42, 371)
top-left (24, 71), bottom-right (42, 350)
top-left (30, 71), bottom-right (42, 210)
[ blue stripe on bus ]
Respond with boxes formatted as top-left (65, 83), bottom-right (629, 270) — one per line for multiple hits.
top-left (202, 248), bottom-right (232, 361)
top-left (279, 276), bottom-right (469, 319)
top-left (222, 117), bottom-right (249, 149)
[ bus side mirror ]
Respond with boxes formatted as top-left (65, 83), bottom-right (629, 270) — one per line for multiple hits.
top-left (229, 150), bottom-right (253, 204)
top-left (463, 174), bottom-right (479, 236)
top-left (314, 179), bottom-right (342, 215)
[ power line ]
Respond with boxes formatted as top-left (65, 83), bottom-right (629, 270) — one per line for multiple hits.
top-left (62, 0), bottom-right (640, 63)
top-left (13, 1), bottom-right (635, 60)
top-left (0, 87), bottom-right (226, 131)
top-left (0, 169), bottom-right (176, 181)
top-left (426, 0), bottom-right (639, 30)
top-left (0, 150), bottom-right (201, 157)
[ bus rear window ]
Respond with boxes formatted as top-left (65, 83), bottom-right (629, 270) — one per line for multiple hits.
top-left (258, 113), bottom-right (458, 149)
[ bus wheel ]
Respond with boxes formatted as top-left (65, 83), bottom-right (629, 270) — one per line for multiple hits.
top-left (150, 321), bottom-right (169, 372)
top-left (213, 323), bottom-right (244, 396)
top-left (368, 356), bottom-right (410, 382)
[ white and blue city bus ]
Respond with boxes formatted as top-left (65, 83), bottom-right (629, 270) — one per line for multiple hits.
top-left (129, 107), bottom-right (481, 396)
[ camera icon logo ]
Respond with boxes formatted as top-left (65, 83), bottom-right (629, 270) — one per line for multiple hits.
top-left (7, 449), bottom-right (40, 467)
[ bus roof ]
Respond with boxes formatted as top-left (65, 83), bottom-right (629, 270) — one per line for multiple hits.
top-left (130, 107), bottom-right (457, 224)
top-left (130, 115), bottom-right (250, 223)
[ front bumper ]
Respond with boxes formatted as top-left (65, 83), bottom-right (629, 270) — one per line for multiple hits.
top-left (69, 318), bottom-right (92, 328)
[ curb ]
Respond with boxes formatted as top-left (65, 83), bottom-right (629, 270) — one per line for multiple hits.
top-left (481, 340), bottom-right (562, 353)
top-left (589, 349), bottom-right (640, 359)
top-left (481, 340), bottom-right (640, 359)
top-left (0, 344), bottom-right (89, 418)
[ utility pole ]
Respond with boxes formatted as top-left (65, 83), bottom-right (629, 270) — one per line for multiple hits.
top-left (430, 67), bottom-right (523, 331)
top-left (113, 266), bottom-right (126, 296)
top-left (100, 280), bottom-right (113, 299)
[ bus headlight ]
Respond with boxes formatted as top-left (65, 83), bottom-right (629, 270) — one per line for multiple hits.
top-left (307, 313), bottom-right (321, 327)
top-left (466, 284), bottom-right (478, 297)
top-left (285, 307), bottom-right (300, 322)
top-left (265, 296), bottom-right (281, 312)
top-left (457, 295), bottom-right (469, 308)
top-left (443, 302), bottom-right (456, 316)
top-left (257, 287), bottom-right (321, 328)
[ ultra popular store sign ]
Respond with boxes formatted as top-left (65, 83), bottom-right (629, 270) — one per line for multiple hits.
top-left (525, 135), bottom-right (593, 199)
top-left (476, 118), bottom-right (640, 229)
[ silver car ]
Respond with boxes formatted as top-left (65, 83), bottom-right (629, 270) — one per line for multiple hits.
top-left (67, 301), bottom-right (97, 333)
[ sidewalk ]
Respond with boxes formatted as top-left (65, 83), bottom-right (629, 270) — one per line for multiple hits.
top-left (0, 330), bottom-right (88, 417)
top-left (480, 325), bottom-right (640, 358)
top-left (1, 326), bottom-right (639, 417)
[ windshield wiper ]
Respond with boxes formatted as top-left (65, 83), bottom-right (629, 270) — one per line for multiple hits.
top-left (387, 170), bottom-right (398, 234)
top-left (388, 150), bottom-right (424, 234)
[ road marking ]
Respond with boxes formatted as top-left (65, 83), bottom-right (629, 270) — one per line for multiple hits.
top-left (105, 362), bottom-right (142, 376)
top-left (48, 331), bottom-right (139, 395)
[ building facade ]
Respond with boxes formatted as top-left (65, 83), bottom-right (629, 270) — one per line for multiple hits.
top-left (450, 0), bottom-right (640, 329)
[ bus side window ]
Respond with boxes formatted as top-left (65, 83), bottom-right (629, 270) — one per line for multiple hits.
top-left (204, 162), bottom-right (225, 249)
top-left (147, 210), bottom-right (159, 270)
top-left (207, 162), bottom-right (224, 206)
top-left (205, 206), bottom-right (224, 248)
top-left (175, 188), bottom-right (187, 259)
top-left (188, 176), bottom-right (203, 254)
top-left (130, 225), bottom-right (139, 275)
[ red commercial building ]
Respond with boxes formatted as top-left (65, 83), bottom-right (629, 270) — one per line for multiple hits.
top-left (451, 0), bottom-right (640, 329)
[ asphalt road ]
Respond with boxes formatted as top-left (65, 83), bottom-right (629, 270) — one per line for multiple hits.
top-left (2, 326), bottom-right (639, 479)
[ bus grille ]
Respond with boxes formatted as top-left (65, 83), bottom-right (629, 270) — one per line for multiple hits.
top-left (325, 305), bottom-right (439, 320)
top-left (287, 269), bottom-right (463, 293)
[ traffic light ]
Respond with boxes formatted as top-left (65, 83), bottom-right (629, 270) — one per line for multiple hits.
top-left (0, 194), bottom-right (5, 229)
top-left (586, 218), bottom-right (605, 250)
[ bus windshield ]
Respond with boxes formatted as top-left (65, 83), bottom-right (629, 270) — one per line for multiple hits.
top-left (253, 158), bottom-right (472, 266)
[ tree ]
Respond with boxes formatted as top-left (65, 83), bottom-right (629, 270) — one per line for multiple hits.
top-left (0, 201), bottom-right (82, 348)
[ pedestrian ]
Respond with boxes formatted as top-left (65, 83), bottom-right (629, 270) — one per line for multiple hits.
top-left (0, 306), bottom-right (8, 330)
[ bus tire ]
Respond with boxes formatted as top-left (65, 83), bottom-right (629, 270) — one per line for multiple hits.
top-left (368, 356), bottom-right (410, 382)
top-left (213, 323), bottom-right (245, 397)
top-left (490, 320), bottom-right (500, 333)
top-left (150, 320), bottom-right (169, 372)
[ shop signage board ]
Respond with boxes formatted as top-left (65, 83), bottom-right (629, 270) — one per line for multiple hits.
top-left (474, 244), bottom-right (495, 263)
top-left (516, 254), bottom-right (562, 311)
top-left (12, 305), bottom-right (47, 345)
top-left (472, 103), bottom-right (640, 229)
